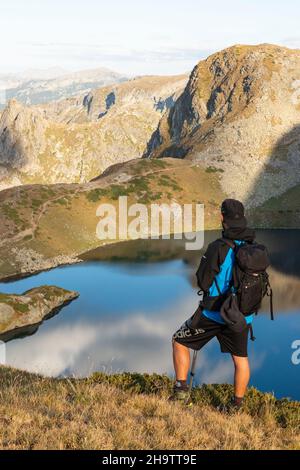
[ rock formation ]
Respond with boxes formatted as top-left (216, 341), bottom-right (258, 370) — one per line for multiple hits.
top-left (147, 44), bottom-right (300, 208)
top-left (0, 75), bottom-right (187, 190)
top-left (0, 285), bottom-right (79, 341)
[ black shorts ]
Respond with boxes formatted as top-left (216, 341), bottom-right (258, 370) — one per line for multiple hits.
top-left (172, 307), bottom-right (250, 357)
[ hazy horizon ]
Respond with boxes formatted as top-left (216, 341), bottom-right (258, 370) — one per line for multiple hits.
top-left (1, 0), bottom-right (300, 77)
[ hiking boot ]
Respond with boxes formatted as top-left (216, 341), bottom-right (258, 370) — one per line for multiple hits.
top-left (168, 384), bottom-right (192, 405)
top-left (218, 397), bottom-right (243, 415)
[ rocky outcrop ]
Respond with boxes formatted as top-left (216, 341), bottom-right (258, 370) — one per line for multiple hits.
top-left (0, 285), bottom-right (79, 341)
top-left (0, 75), bottom-right (187, 190)
top-left (0, 100), bottom-right (48, 186)
top-left (3, 248), bottom-right (82, 281)
top-left (148, 44), bottom-right (300, 208)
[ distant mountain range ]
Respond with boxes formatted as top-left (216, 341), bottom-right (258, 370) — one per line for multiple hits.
top-left (0, 74), bottom-right (187, 189)
top-left (0, 44), bottom-right (300, 224)
top-left (0, 68), bottom-right (66, 96)
top-left (0, 67), bottom-right (128, 107)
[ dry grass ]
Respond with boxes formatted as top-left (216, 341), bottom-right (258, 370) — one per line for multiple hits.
top-left (0, 367), bottom-right (299, 450)
top-left (0, 158), bottom-right (226, 279)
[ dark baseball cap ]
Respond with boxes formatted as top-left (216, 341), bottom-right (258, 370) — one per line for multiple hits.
top-left (221, 199), bottom-right (246, 227)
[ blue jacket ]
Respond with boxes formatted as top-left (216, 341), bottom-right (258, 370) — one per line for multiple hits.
top-left (196, 227), bottom-right (256, 325)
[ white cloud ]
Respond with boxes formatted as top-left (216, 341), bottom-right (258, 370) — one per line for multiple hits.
top-left (2, 0), bottom-right (299, 76)
top-left (5, 297), bottom-right (192, 377)
top-left (5, 294), bottom-right (267, 386)
top-left (0, 42), bottom-right (211, 76)
top-left (6, 323), bottom-right (98, 377)
top-left (281, 37), bottom-right (300, 49)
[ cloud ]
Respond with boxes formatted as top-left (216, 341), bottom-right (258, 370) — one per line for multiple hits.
top-left (5, 293), bottom-right (267, 386)
top-left (5, 295), bottom-right (195, 377)
top-left (1, 41), bottom-right (212, 75)
top-left (29, 42), bottom-right (211, 66)
top-left (6, 323), bottom-right (98, 377)
top-left (281, 37), bottom-right (300, 48)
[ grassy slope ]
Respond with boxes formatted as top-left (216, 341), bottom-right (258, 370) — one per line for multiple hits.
top-left (0, 158), bottom-right (226, 279)
top-left (0, 156), bottom-right (299, 281)
top-left (0, 367), bottom-right (299, 450)
top-left (248, 183), bottom-right (300, 228)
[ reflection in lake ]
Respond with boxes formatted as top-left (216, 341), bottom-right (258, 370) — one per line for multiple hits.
top-left (0, 230), bottom-right (300, 400)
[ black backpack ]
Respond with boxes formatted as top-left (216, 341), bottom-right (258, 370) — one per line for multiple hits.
top-left (222, 238), bottom-right (274, 320)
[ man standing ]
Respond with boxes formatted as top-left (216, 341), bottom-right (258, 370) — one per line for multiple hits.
top-left (171, 199), bottom-right (256, 409)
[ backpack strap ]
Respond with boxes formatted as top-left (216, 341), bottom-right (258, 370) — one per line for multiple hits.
top-left (220, 238), bottom-right (236, 250)
top-left (213, 276), bottom-right (222, 296)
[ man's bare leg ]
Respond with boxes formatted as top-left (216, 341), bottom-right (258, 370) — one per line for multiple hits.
top-left (172, 340), bottom-right (190, 381)
top-left (232, 355), bottom-right (250, 401)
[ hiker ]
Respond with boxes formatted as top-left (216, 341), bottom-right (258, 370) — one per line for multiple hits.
top-left (171, 199), bottom-right (272, 410)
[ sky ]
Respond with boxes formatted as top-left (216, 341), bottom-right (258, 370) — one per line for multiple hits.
top-left (1, 0), bottom-right (300, 76)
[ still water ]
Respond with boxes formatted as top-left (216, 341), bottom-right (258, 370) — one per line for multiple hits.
top-left (0, 230), bottom-right (299, 400)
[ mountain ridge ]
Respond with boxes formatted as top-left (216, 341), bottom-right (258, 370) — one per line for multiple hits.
top-left (0, 74), bottom-right (188, 190)
top-left (0, 67), bottom-right (128, 107)
top-left (1, 43), bottom-right (300, 215)
top-left (146, 43), bottom-right (300, 208)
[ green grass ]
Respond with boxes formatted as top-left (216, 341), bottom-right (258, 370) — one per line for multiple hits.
top-left (158, 174), bottom-right (182, 191)
top-left (85, 188), bottom-right (109, 202)
top-left (14, 303), bottom-right (30, 313)
top-left (0, 294), bottom-right (29, 313)
top-left (205, 166), bottom-right (224, 174)
top-left (85, 176), bottom-right (162, 203)
top-left (31, 199), bottom-right (43, 209)
top-left (127, 177), bottom-right (149, 194)
top-left (259, 184), bottom-right (300, 211)
top-left (150, 159), bottom-right (168, 168)
top-left (0, 293), bottom-right (10, 302)
top-left (54, 198), bottom-right (68, 206)
top-left (110, 185), bottom-right (131, 200)
top-left (1, 204), bottom-right (23, 225)
top-left (248, 183), bottom-right (300, 228)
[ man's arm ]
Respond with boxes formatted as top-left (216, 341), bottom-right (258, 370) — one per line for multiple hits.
top-left (196, 241), bottom-right (221, 293)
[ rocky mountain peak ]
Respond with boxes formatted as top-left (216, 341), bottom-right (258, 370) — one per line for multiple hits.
top-left (148, 44), bottom-right (300, 207)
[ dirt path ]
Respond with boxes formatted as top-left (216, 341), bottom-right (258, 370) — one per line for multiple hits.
top-left (0, 161), bottom-right (198, 249)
